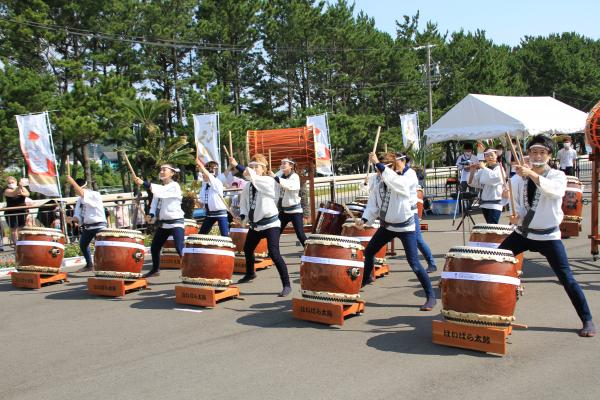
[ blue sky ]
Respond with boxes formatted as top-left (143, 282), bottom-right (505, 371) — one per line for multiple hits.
top-left (350, 0), bottom-right (598, 46)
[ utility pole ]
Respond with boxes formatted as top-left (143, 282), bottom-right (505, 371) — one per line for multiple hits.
top-left (426, 44), bottom-right (434, 128)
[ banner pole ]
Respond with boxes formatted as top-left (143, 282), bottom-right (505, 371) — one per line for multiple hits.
top-left (45, 111), bottom-right (69, 243)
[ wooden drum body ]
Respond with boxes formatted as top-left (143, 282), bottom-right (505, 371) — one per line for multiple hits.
top-left (341, 222), bottom-right (386, 264)
top-left (345, 202), bottom-right (366, 220)
top-left (181, 234), bottom-right (235, 290)
top-left (561, 176), bottom-right (583, 222)
top-left (441, 246), bottom-right (520, 328)
top-left (469, 224), bottom-right (524, 274)
top-left (16, 227), bottom-right (66, 273)
top-left (314, 201), bottom-right (346, 235)
top-left (229, 223), bottom-right (268, 259)
top-left (416, 186), bottom-right (424, 219)
top-left (300, 234), bottom-right (365, 303)
top-left (94, 229), bottom-right (146, 279)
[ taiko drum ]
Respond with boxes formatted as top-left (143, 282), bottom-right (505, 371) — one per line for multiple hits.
top-left (469, 224), bottom-right (524, 274)
top-left (300, 234), bottom-right (365, 296)
top-left (561, 176), bottom-right (583, 222)
top-left (181, 234), bottom-right (236, 290)
top-left (16, 227), bottom-right (66, 272)
top-left (94, 229), bottom-right (146, 279)
top-left (416, 186), bottom-right (424, 219)
top-left (313, 201), bottom-right (346, 235)
top-left (229, 222), bottom-right (268, 258)
top-left (441, 246), bottom-right (520, 328)
top-left (341, 221), bottom-right (386, 264)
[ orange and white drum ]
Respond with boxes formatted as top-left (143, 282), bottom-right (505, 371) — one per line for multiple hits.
top-left (16, 227), bottom-right (66, 273)
top-left (468, 224), bottom-right (524, 274)
top-left (181, 234), bottom-right (236, 290)
top-left (561, 176), bottom-right (583, 223)
top-left (229, 223), bottom-right (268, 259)
top-left (441, 246), bottom-right (520, 328)
top-left (341, 221), bottom-right (386, 265)
top-left (416, 186), bottom-right (424, 219)
top-left (94, 229), bottom-right (146, 280)
top-left (300, 234), bottom-right (365, 304)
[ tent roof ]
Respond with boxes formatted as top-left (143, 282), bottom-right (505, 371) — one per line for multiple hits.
top-left (425, 94), bottom-right (587, 144)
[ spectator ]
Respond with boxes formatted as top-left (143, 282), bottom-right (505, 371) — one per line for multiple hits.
top-left (3, 176), bottom-right (29, 245)
top-left (557, 137), bottom-right (577, 176)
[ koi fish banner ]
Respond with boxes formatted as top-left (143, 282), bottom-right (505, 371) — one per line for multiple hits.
top-left (193, 112), bottom-right (220, 165)
top-left (307, 113), bottom-right (333, 176)
top-left (16, 112), bottom-right (60, 197)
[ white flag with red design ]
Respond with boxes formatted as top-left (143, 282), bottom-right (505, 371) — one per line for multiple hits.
top-left (16, 112), bottom-right (60, 197)
top-left (193, 113), bottom-right (220, 166)
top-left (307, 114), bottom-right (333, 176)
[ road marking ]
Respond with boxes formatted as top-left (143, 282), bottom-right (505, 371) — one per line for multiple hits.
top-left (173, 308), bottom-right (204, 313)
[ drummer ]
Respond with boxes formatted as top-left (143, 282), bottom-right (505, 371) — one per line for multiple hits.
top-left (468, 148), bottom-right (504, 224)
top-left (396, 152), bottom-right (437, 273)
top-left (134, 164), bottom-right (185, 278)
top-left (196, 159), bottom-right (229, 236)
top-left (356, 152), bottom-right (436, 311)
top-left (269, 157), bottom-right (307, 246)
top-left (229, 154), bottom-right (292, 297)
top-left (67, 175), bottom-right (107, 273)
top-left (498, 134), bottom-right (595, 337)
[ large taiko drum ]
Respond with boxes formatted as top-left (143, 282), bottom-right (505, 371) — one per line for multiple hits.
top-left (299, 234), bottom-right (365, 304)
top-left (416, 186), bottom-right (424, 219)
top-left (314, 201), bottom-right (346, 235)
top-left (229, 223), bottom-right (268, 259)
top-left (15, 227), bottom-right (66, 273)
top-left (561, 176), bottom-right (583, 223)
top-left (441, 246), bottom-right (520, 328)
top-left (181, 234), bottom-right (236, 290)
top-left (469, 224), bottom-right (524, 274)
top-left (345, 202), bottom-right (366, 219)
top-left (355, 196), bottom-right (369, 205)
top-left (160, 219), bottom-right (199, 268)
top-left (94, 229), bottom-right (146, 279)
top-left (341, 221), bottom-right (386, 266)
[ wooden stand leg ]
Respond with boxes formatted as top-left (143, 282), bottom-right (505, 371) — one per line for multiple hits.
top-left (560, 221), bottom-right (580, 238)
top-left (292, 298), bottom-right (365, 326)
top-left (11, 272), bottom-right (69, 289)
top-left (374, 263), bottom-right (390, 279)
top-left (160, 254), bottom-right (181, 269)
top-left (233, 257), bottom-right (273, 274)
top-left (175, 285), bottom-right (240, 308)
top-left (432, 319), bottom-right (511, 355)
top-left (87, 277), bottom-right (148, 297)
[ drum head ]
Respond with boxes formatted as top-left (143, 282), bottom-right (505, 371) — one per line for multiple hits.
top-left (305, 234), bottom-right (364, 250)
top-left (186, 234), bottom-right (235, 248)
top-left (471, 224), bottom-right (515, 235)
top-left (446, 246), bottom-right (517, 263)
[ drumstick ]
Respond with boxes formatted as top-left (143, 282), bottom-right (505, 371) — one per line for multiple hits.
top-left (365, 126), bottom-right (383, 180)
top-left (505, 133), bottom-right (522, 166)
top-left (121, 151), bottom-right (138, 180)
top-left (66, 155), bottom-right (71, 177)
top-left (515, 135), bottom-right (526, 163)
top-left (384, 143), bottom-right (388, 153)
top-left (222, 145), bottom-right (230, 158)
top-left (228, 130), bottom-right (233, 160)
top-left (268, 149), bottom-right (272, 172)
top-left (342, 203), bottom-right (357, 223)
top-left (506, 173), bottom-right (517, 219)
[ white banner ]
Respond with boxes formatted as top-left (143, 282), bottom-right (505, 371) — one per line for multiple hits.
top-left (307, 114), bottom-right (333, 176)
top-left (16, 112), bottom-right (60, 197)
top-left (400, 112), bottom-right (420, 151)
top-left (193, 113), bottom-right (220, 165)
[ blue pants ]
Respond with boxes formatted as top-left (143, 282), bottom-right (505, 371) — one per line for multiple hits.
top-left (413, 213), bottom-right (436, 268)
top-left (199, 216), bottom-right (230, 236)
top-left (499, 231), bottom-right (592, 323)
top-left (279, 212), bottom-right (307, 246)
top-left (80, 227), bottom-right (105, 268)
top-left (150, 226), bottom-right (185, 273)
top-left (363, 227), bottom-right (434, 299)
top-left (481, 208), bottom-right (501, 224)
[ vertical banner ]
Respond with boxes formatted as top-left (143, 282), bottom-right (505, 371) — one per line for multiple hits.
top-left (307, 113), bottom-right (333, 176)
top-left (193, 112), bottom-right (220, 165)
top-left (16, 112), bottom-right (60, 197)
top-left (400, 112), bottom-right (420, 151)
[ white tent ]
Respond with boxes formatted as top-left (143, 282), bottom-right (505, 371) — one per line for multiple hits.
top-left (425, 94), bottom-right (587, 144)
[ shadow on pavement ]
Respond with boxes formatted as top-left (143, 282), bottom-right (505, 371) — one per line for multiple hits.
top-left (129, 288), bottom-right (177, 310)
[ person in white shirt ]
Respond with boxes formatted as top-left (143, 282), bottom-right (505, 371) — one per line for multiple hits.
top-left (456, 143), bottom-right (479, 192)
top-left (197, 160), bottom-right (229, 236)
top-left (68, 176), bottom-right (107, 272)
top-left (114, 196), bottom-right (131, 229)
top-left (134, 164), bottom-right (184, 278)
top-left (468, 148), bottom-right (505, 224)
top-left (229, 154), bottom-right (291, 297)
top-left (396, 153), bottom-right (437, 273)
top-left (557, 137), bottom-right (577, 176)
top-left (356, 152), bottom-right (436, 311)
top-left (498, 135), bottom-right (595, 337)
top-left (270, 158), bottom-right (307, 246)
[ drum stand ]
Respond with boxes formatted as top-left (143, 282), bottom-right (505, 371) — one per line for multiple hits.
top-left (233, 255), bottom-right (273, 274)
top-left (175, 284), bottom-right (240, 308)
top-left (160, 252), bottom-right (182, 269)
top-left (87, 277), bottom-right (148, 297)
top-left (292, 297), bottom-right (366, 326)
top-left (11, 271), bottom-right (69, 289)
top-left (432, 319), bottom-right (513, 356)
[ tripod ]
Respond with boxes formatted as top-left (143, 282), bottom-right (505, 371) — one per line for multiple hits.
top-left (452, 191), bottom-right (477, 245)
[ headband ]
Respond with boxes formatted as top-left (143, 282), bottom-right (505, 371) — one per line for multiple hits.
top-left (483, 148), bottom-right (498, 155)
top-left (248, 161), bottom-right (267, 168)
top-left (160, 165), bottom-right (180, 173)
top-left (280, 158), bottom-right (296, 164)
top-left (529, 144), bottom-right (551, 151)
